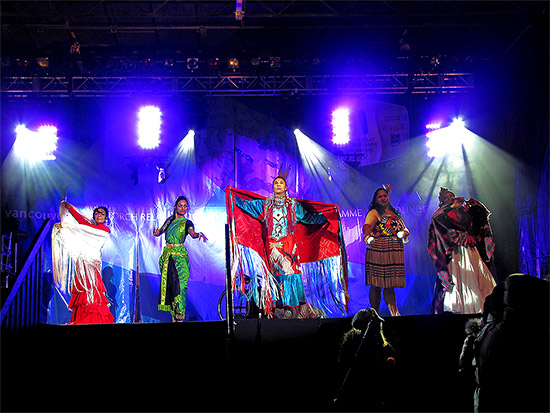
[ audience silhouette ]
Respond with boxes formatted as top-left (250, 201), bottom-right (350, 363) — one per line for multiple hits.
top-left (463, 273), bottom-right (549, 412)
top-left (335, 308), bottom-right (397, 411)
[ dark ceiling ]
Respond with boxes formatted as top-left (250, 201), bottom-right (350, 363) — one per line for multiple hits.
top-left (1, 1), bottom-right (548, 76)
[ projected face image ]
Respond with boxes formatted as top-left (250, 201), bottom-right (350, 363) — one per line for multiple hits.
top-left (176, 199), bottom-right (189, 217)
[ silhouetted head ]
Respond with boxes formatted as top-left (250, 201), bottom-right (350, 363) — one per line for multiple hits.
top-left (351, 307), bottom-right (384, 331)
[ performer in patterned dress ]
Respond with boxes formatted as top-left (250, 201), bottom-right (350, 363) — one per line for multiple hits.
top-left (363, 186), bottom-right (409, 317)
top-left (153, 196), bottom-right (207, 322)
top-left (428, 187), bottom-right (496, 314)
top-left (227, 173), bottom-right (349, 318)
top-left (52, 201), bottom-right (114, 324)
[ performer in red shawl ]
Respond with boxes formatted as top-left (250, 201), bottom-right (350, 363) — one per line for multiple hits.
top-left (226, 172), bottom-right (349, 319)
top-left (428, 187), bottom-right (496, 314)
top-left (52, 201), bottom-right (114, 324)
top-left (363, 186), bottom-right (409, 317)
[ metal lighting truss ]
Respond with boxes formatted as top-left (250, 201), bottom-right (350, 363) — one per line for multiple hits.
top-left (1, 72), bottom-right (473, 98)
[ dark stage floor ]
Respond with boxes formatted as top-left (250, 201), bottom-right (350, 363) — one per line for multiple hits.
top-left (1, 313), bottom-right (479, 412)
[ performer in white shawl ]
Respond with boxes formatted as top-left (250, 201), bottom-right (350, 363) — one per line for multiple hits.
top-left (52, 201), bottom-right (114, 324)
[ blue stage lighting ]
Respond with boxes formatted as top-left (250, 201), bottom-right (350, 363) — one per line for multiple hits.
top-left (450, 117), bottom-right (465, 129)
top-left (14, 124), bottom-right (58, 162)
top-left (331, 108), bottom-right (350, 145)
top-left (173, 130), bottom-right (196, 164)
top-left (180, 130), bottom-right (195, 151)
top-left (425, 122), bottom-right (441, 130)
top-left (426, 117), bottom-right (471, 158)
top-left (137, 106), bottom-right (162, 149)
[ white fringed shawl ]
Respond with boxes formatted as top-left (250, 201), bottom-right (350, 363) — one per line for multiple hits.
top-left (52, 213), bottom-right (109, 304)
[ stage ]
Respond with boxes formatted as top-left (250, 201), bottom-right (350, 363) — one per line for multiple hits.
top-left (2, 313), bottom-right (479, 412)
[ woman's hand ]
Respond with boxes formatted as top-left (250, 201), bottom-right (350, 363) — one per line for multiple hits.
top-left (153, 228), bottom-right (161, 236)
top-left (189, 228), bottom-right (208, 242)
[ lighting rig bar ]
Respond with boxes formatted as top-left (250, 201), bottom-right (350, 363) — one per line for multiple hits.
top-left (1, 73), bottom-right (473, 98)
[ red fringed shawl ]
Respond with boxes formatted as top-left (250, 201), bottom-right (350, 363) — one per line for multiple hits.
top-left (226, 186), bottom-right (349, 314)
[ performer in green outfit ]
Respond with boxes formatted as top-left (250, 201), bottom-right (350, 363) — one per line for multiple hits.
top-left (153, 196), bottom-right (207, 322)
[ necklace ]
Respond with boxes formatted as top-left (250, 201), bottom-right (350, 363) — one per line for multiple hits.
top-left (273, 196), bottom-right (286, 208)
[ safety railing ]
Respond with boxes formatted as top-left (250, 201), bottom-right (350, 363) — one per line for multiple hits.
top-left (1, 219), bottom-right (51, 332)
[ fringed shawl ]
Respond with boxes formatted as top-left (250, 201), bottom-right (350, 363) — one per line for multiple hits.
top-left (52, 215), bottom-right (109, 304)
top-left (226, 186), bottom-right (349, 315)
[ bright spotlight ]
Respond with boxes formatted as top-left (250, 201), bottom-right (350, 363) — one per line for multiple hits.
top-left (228, 58), bottom-right (239, 70)
top-left (180, 130), bottom-right (195, 152)
top-left (331, 108), bottom-right (350, 145)
top-left (173, 129), bottom-right (196, 164)
top-left (157, 165), bottom-right (168, 184)
top-left (425, 122), bottom-right (441, 130)
top-left (294, 128), bottom-right (320, 161)
top-left (450, 117), bottom-right (465, 128)
top-left (294, 129), bottom-right (310, 146)
top-left (137, 106), bottom-right (162, 149)
top-left (14, 124), bottom-right (58, 162)
top-left (426, 117), bottom-right (471, 158)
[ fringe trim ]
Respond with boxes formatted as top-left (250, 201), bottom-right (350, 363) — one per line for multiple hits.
top-left (235, 244), bottom-right (280, 313)
top-left (52, 222), bottom-right (107, 305)
top-left (228, 190), bottom-right (280, 313)
top-left (302, 255), bottom-right (348, 315)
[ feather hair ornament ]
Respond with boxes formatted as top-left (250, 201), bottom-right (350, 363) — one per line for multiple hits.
top-left (276, 165), bottom-right (291, 181)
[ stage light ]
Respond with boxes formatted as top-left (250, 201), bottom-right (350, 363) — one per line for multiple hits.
top-left (209, 58), bottom-right (220, 69)
top-left (425, 122), bottom-right (441, 130)
top-left (450, 117), bottom-right (465, 128)
top-left (180, 130), bottom-right (195, 152)
top-left (14, 124), bottom-right (58, 162)
top-left (331, 108), bottom-right (350, 145)
top-left (37, 57), bottom-right (50, 68)
top-left (269, 56), bottom-right (281, 68)
top-left (173, 130), bottom-right (196, 165)
top-left (157, 165), bottom-right (169, 184)
top-left (426, 117), bottom-right (471, 158)
top-left (294, 128), bottom-right (366, 194)
top-left (235, 0), bottom-right (244, 20)
top-left (187, 58), bottom-right (199, 70)
top-left (16, 58), bottom-right (30, 68)
top-left (137, 106), bottom-right (162, 149)
top-left (70, 41), bottom-right (81, 54)
top-left (228, 58), bottom-right (239, 70)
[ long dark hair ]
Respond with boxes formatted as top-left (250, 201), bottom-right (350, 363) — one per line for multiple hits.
top-left (158, 196), bottom-right (189, 235)
top-left (368, 188), bottom-right (401, 218)
top-left (171, 196), bottom-right (189, 218)
top-left (93, 206), bottom-right (110, 225)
